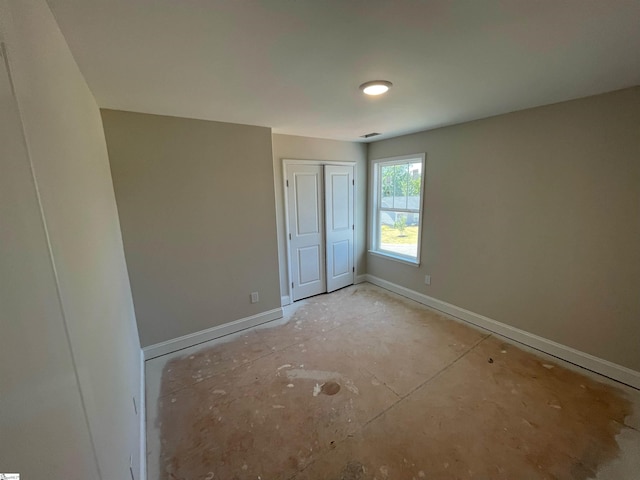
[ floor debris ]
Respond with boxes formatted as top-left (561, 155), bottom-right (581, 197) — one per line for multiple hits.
top-left (148, 284), bottom-right (637, 480)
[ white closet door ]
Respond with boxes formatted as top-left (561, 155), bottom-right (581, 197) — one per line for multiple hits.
top-left (286, 165), bottom-right (326, 301)
top-left (324, 165), bottom-right (354, 292)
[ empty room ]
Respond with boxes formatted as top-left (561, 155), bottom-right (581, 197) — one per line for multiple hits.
top-left (1, 1), bottom-right (639, 479)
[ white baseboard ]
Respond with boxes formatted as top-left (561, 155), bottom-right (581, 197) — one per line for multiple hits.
top-left (139, 348), bottom-right (146, 480)
top-left (364, 274), bottom-right (640, 390)
top-left (142, 308), bottom-right (284, 360)
top-left (281, 295), bottom-right (291, 306)
top-left (354, 274), bottom-right (368, 284)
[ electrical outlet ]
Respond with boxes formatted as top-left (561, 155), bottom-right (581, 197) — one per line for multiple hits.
top-left (424, 275), bottom-right (431, 285)
top-left (250, 291), bottom-right (259, 303)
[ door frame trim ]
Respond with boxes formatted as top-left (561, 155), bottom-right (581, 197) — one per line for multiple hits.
top-left (282, 159), bottom-right (357, 304)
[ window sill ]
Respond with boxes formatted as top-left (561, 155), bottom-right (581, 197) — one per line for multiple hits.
top-left (368, 250), bottom-right (420, 267)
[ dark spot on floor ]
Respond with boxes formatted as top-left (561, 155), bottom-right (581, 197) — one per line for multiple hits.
top-left (321, 381), bottom-right (341, 395)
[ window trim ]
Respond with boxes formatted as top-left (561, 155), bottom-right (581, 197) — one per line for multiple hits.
top-left (369, 153), bottom-right (426, 266)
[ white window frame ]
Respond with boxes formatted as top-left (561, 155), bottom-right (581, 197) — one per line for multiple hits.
top-left (369, 153), bottom-right (426, 266)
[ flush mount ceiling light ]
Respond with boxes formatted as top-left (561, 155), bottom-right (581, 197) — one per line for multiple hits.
top-left (359, 80), bottom-right (392, 96)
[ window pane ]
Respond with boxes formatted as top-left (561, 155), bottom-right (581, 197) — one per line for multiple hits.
top-left (380, 164), bottom-right (394, 209)
top-left (407, 161), bottom-right (422, 210)
top-left (393, 164), bottom-right (408, 209)
top-left (378, 211), bottom-right (420, 259)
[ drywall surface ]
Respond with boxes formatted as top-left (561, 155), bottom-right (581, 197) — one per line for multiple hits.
top-left (272, 134), bottom-right (367, 299)
top-left (103, 110), bottom-right (281, 347)
top-left (0, 10), bottom-right (97, 479)
top-left (367, 87), bottom-right (640, 372)
top-left (0, 0), bottom-right (142, 478)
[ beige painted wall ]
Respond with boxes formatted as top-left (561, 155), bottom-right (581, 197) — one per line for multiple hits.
top-left (272, 134), bottom-right (368, 301)
top-left (103, 110), bottom-right (281, 347)
top-left (368, 87), bottom-right (640, 372)
top-left (0, 0), bottom-right (142, 478)
top-left (0, 20), bottom-right (97, 480)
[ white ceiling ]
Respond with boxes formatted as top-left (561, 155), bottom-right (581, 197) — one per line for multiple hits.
top-left (47, 0), bottom-right (640, 142)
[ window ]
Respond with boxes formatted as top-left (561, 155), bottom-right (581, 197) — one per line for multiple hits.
top-left (370, 154), bottom-right (425, 265)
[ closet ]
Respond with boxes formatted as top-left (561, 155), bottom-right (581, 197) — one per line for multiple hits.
top-left (284, 161), bottom-right (355, 301)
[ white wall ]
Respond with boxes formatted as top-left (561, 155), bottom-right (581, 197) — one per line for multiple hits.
top-left (272, 134), bottom-right (367, 302)
top-left (368, 87), bottom-right (640, 372)
top-left (0, 1), bottom-right (142, 478)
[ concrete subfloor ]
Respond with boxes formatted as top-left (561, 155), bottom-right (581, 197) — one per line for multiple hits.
top-left (145, 283), bottom-right (640, 480)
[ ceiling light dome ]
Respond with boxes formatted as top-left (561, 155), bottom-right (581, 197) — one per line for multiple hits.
top-left (360, 80), bottom-right (392, 96)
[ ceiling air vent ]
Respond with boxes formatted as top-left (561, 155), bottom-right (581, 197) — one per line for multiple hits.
top-left (361, 132), bottom-right (381, 139)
